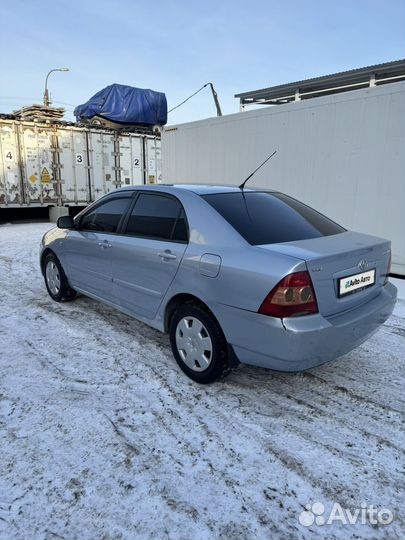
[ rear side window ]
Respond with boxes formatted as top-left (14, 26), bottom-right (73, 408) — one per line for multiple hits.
top-left (80, 197), bottom-right (131, 233)
top-left (125, 193), bottom-right (188, 242)
top-left (202, 192), bottom-right (345, 245)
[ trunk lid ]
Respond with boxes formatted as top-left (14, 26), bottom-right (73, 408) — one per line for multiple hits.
top-left (257, 231), bottom-right (391, 317)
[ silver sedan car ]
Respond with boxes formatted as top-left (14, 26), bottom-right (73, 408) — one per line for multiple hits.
top-left (40, 185), bottom-right (397, 383)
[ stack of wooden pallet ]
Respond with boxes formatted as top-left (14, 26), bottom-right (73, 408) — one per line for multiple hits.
top-left (12, 104), bottom-right (65, 121)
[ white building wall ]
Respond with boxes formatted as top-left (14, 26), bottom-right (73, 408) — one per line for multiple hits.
top-left (162, 82), bottom-right (405, 275)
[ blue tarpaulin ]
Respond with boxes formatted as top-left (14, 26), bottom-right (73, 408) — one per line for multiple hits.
top-left (74, 84), bottom-right (167, 125)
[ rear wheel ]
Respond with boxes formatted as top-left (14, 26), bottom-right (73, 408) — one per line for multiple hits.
top-left (43, 253), bottom-right (76, 302)
top-left (169, 304), bottom-right (228, 383)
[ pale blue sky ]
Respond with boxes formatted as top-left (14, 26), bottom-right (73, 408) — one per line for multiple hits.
top-left (1, 0), bottom-right (404, 124)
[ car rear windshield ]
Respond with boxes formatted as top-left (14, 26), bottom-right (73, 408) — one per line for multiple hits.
top-left (202, 191), bottom-right (345, 245)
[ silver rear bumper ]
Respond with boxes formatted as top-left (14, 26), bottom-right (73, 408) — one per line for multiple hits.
top-left (214, 282), bottom-right (397, 371)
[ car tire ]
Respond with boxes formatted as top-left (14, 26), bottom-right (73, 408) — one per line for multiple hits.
top-left (43, 253), bottom-right (77, 302)
top-left (169, 304), bottom-right (228, 383)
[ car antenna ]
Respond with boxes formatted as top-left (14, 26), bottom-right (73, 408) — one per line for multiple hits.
top-left (238, 150), bottom-right (277, 190)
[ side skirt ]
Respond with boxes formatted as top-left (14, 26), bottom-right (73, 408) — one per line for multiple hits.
top-left (73, 286), bottom-right (165, 332)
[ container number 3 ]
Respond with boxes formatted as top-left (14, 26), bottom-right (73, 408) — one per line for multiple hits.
top-left (76, 153), bottom-right (84, 164)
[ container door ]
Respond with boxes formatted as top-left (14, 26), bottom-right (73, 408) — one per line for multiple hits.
top-left (118, 134), bottom-right (144, 186)
top-left (57, 127), bottom-right (90, 205)
top-left (130, 135), bottom-right (144, 185)
top-left (0, 121), bottom-right (23, 205)
top-left (19, 124), bottom-right (57, 205)
top-left (145, 137), bottom-right (162, 184)
top-left (87, 130), bottom-right (116, 201)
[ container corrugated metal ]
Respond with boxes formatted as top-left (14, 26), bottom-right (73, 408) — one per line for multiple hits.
top-left (162, 82), bottom-right (405, 276)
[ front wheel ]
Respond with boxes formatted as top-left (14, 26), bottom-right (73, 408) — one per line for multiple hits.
top-left (43, 253), bottom-right (77, 302)
top-left (169, 304), bottom-right (228, 383)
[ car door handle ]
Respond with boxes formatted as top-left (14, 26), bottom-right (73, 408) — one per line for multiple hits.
top-left (98, 241), bottom-right (112, 249)
top-left (157, 250), bottom-right (177, 260)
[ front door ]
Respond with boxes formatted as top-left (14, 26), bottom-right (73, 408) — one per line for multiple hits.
top-left (63, 194), bottom-right (133, 300)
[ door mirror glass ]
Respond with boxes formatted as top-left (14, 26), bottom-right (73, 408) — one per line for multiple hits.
top-left (57, 215), bottom-right (75, 229)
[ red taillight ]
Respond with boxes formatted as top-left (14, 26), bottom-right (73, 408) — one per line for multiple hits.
top-left (258, 271), bottom-right (318, 318)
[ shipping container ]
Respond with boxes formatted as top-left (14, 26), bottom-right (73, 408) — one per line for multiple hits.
top-left (0, 120), bottom-right (161, 208)
top-left (162, 82), bottom-right (405, 275)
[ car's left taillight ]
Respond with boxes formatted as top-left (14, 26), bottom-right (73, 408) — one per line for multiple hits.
top-left (258, 271), bottom-right (318, 318)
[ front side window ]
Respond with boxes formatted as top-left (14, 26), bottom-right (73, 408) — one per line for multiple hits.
top-left (80, 197), bottom-right (131, 233)
top-left (125, 193), bottom-right (188, 242)
top-left (202, 191), bottom-right (345, 245)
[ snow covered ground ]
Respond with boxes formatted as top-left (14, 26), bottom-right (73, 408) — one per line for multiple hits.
top-left (0, 222), bottom-right (404, 540)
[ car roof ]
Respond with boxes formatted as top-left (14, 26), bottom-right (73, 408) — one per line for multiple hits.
top-left (118, 184), bottom-right (267, 195)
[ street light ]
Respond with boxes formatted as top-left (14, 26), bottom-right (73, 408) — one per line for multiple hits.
top-left (43, 68), bottom-right (69, 107)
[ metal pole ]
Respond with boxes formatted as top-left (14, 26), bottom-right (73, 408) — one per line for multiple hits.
top-left (43, 68), bottom-right (69, 107)
top-left (209, 83), bottom-right (222, 116)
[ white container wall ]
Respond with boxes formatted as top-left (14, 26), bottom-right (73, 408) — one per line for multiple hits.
top-left (0, 122), bottom-right (22, 205)
top-left (87, 130), bottom-right (117, 198)
top-left (0, 119), bottom-right (161, 207)
top-left (18, 124), bottom-right (57, 205)
top-left (162, 82), bottom-right (405, 275)
top-left (118, 134), bottom-right (144, 186)
top-left (57, 127), bottom-right (91, 204)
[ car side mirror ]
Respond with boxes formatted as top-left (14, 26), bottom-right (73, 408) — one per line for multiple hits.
top-left (57, 215), bottom-right (75, 229)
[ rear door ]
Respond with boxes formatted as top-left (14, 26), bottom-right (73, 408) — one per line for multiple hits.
top-left (63, 193), bottom-right (133, 300)
top-left (111, 192), bottom-right (188, 319)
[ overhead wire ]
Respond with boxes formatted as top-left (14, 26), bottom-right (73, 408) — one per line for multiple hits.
top-left (168, 83), bottom-right (210, 113)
